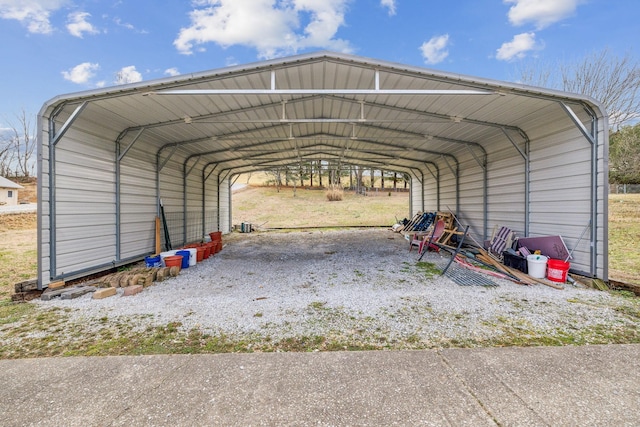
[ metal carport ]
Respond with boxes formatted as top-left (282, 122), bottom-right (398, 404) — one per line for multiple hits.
top-left (37, 51), bottom-right (608, 289)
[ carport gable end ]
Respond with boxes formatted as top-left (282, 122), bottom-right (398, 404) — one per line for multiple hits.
top-left (36, 51), bottom-right (608, 289)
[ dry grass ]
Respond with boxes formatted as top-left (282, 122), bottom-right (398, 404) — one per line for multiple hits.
top-left (608, 194), bottom-right (640, 285)
top-left (325, 185), bottom-right (344, 201)
top-left (232, 185), bottom-right (410, 228)
top-left (0, 226), bottom-right (37, 298)
top-left (11, 177), bottom-right (37, 203)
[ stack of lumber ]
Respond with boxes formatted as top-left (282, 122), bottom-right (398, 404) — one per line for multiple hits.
top-left (473, 248), bottom-right (564, 290)
top-left (12, 279), bottom-right (43, 302)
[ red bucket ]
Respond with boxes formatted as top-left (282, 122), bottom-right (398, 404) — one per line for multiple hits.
top-left (547, 259), bottom-right (570, 283)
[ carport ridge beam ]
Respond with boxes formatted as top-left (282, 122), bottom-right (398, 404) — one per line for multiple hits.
top-left (156, 88), bottom-right (500, 96)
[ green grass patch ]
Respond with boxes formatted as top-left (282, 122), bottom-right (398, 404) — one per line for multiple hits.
top-left (0, 299), bottom-right (35, 325)
top-left (415, 261), bottom-right (440, 278)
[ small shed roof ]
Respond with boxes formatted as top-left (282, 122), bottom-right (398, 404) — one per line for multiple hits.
top-left (0, 176), bottom-right (23, 189)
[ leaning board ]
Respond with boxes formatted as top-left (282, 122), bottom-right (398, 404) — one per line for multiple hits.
top-left (517, 235), bottom-right (571, 260)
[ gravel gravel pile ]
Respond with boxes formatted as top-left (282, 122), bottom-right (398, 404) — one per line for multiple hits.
top-left (36, 229), bottom-right (623, 345)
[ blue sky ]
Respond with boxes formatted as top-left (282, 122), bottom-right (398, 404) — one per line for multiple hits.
top-left (0, 0), bottom-right (638, 130)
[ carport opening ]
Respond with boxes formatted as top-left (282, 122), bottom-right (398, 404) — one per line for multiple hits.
top-left (231, 165), bottom-right (411, 230)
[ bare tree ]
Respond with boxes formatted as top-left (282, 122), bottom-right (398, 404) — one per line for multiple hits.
top-left (1, 109), bottom-right (36, 177)
top-left (517, 49), bottom-right (640, 128)
top-left (0, 139), bottom-right (15, 177)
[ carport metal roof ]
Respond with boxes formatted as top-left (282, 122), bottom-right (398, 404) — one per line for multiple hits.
top-left (45, 51), bottom-right (602, 181)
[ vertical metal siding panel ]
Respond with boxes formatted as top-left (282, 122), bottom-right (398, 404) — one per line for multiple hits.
top-left (204, 173), bottom-right (219, 233)
top-left (53, 130), bottom-right (117, 276)
top-left (529, 128), bottom-right (594, 274)
top-left (186, 171), bottom-right (203, 242)
top-left (120, 144), bottom-right (157, 259)
top-left (219, 178), bottom-right (230, 232)
top-left (411, 174), bottom-right (423, 215)
top-left (438, 163), bottom-right (457, 216)
top-left (159, 159), bottom-right (186, 246)
top-left (422, 171), bottom-right (437, 213)
top-left (485, 139), bottom-right (526, 240)
top-left (597, 123), bottom-right (608, 279)
top-left (457, 152), bottom-right (485, 241)
top-left (39, 123), bottom-right (51, 287)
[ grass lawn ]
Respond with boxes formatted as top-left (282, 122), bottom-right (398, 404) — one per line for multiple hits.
top-left (608, 193), bottom-right (640, 284)
top-left (232, 185), bottom-right (410, 228)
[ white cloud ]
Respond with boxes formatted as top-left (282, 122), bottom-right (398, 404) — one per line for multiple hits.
top-left (61, 62), bottom-right (99, 84)
top-left (113, 17), bottom-right (148, 34)
top-left (114, 17), bottom-right (134, 30)
top-left (381, 0), bottom-right (396, 16)
top-left (164, 67), bottom-right (180, 77)
top-left (114, 65), bottom-right (142, 85)
top-left (66, 11), bottom-right (98, 38)
top-left (0, 0), bottom-right (68, 34)
top-left (173, 0), bottom-right (352, 59)
top-left (504, 0), bottom-right (579, 29)
top-left (420, 34), bottom-right (450, 65)
top-left (496, 32), bottom-right (539, 61)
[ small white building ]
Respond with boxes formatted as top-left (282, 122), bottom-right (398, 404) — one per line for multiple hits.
top-left (0, 176), bottom-right (23, 206)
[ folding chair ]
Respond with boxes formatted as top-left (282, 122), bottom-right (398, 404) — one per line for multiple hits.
top-left (487, 225), bottom-right (515, 261)
top-left (417, 220), bottom-right (446, 259)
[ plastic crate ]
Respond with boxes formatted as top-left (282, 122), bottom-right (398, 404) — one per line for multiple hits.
top-left (503, 251), bottom-right (528, 273)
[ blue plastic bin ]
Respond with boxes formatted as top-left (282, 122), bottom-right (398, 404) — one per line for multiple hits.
top-left (144, 255), bottom-right (162, 268)
top-left (176, 250), bottom-right (191, 269)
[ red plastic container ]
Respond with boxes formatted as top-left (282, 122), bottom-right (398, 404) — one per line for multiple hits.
top-left (202, 244), bottom-right (211, 259)
top-left (195, 246), bottom-right (205, 262)
top-left (207, 242), bottom-right (217, 256)
top-left (547, 259), bottom-right (570, 282)
top-left (163, 255), bottom-right (183, 270)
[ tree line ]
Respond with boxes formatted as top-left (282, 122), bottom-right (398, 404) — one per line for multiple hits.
top-left (263, 163), bottom-right (410, 193)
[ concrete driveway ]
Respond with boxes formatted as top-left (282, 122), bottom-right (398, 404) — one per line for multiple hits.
top-left (1, 344), bottom-right (638, 426)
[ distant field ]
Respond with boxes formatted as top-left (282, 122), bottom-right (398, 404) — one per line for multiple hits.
top-left (608, 194), bottom-right (640, 284)
top-left (232, 185), bottom-right (410, 228)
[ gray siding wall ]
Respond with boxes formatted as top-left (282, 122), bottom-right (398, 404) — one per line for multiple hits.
top-left (49, 126), bottom-right (117, 278)
top-left (119, 144), bottom-right (157, 259)
top-left (218, 177), bottom-right (231, 233)
top-left (204, 170), bottom-right (221, 234)
top-left (418, 118), bottom-right (606, 278)
top-left (38, 119), bottom-right (51, 287)
top-left (39, 126), bottom-right (227, 284)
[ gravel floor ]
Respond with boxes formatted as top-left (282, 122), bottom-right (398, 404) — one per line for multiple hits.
top-left (35, 229), bottom-right (626, 346)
